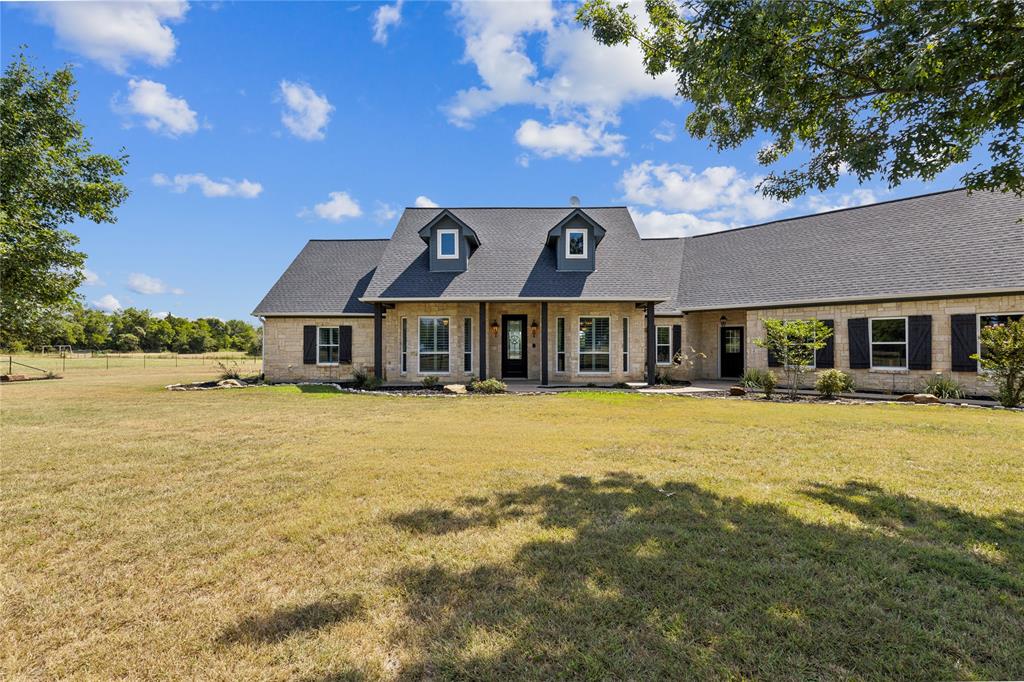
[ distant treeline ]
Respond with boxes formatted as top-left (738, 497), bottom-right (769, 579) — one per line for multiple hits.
top-left (5, 303), bottom-right (261, 355)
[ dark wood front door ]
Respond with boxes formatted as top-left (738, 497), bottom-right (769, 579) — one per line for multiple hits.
top-left (501, 315), bottom-right (528, 378)
top-left (720, 326), bottom-right (745, 378)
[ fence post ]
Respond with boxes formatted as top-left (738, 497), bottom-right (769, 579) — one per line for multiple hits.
top-left (143, 354), bottom-right (146, 368)
top-left (106, 355), bottom-right (109, 370)
top-left (8, 356), bottom-right (11, 374)
top-left (62, 355), bottom-right (66, 372)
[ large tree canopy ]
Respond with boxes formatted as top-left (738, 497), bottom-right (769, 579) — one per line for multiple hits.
top-left (0, 52), bottom-right (129, 347)
top-left (578, 0), bottom-right (1024, 200)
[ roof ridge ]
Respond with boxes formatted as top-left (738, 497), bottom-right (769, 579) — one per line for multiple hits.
top-left (690, 187), bottom-right (967, 239)
top-left (307, 238), bottom-right (390, 242)
top-left (404, 206), bottom-right (629, 209)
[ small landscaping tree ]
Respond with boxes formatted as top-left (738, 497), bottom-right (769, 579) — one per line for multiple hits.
top-left (754, 318), bottom-right (833, 400)
top-left (672, 346), bottom-right (707, 379)
top-left (972, 317), bottom-right (1024, 407)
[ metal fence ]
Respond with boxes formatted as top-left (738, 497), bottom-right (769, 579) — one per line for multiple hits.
top-left (3, 353), bottom-right (262, 374)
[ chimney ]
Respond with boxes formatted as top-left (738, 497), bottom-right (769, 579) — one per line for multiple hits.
top-left (569, 195), bottom-right (580, 208)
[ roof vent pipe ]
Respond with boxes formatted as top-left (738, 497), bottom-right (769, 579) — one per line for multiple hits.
top-left (569, 195), bottom-right (580, 207)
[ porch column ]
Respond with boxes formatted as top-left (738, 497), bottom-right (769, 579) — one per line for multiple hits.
top-left (540, 302), bottom-right (549, 386)
top-left (646, 301), bottom-right (656, 385)
top-left (373, 303), bottom-right (383, 380)
top-left (478, 302), bottom-right (487, 379)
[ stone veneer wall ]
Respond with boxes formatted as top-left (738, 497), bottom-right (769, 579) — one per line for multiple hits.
top-left (262, 316), bottom-right (376, 383)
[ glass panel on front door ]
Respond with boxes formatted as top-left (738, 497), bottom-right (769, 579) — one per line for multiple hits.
top-left (507, 320), bottom-right (523, 359)
top-left (724, 328), bottom-right (741, 354)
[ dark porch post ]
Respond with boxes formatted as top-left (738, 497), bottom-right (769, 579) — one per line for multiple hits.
top-left (645, 301), bottom-right (656, 385)
top-left (478, 302), bottom-right (487, 379)
top-left (373, 303), bottom-right (384, 380)
top-left (540, 302), bottom-right (549, 386)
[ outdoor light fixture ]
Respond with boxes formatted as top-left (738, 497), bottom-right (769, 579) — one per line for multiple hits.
top-left (530, 320), bottom-right (539, 337)
top-left (490, 320), bottom-right (499, 336)
top-left (720, 315), bottom-right (728, 325)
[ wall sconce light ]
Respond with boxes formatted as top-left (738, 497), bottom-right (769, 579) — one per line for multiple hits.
top-left (530, 320), bottom-right (539, 337)
top-left (719, 315), bottom-right (728, 325)
top-left (490, 320), bottom-right (499, 336)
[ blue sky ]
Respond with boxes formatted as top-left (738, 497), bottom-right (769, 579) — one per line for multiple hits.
top-left (2, 1), bottom-right (971, 321)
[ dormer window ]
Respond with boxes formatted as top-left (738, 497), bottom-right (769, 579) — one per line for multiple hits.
top-left (566, 228), bottom-right (587, 259)
top-left (437, 228), bottom-right (459, 259)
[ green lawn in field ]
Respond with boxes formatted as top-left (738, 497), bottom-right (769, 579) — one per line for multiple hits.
top-left (2, 367), bottom-right (1022, 680)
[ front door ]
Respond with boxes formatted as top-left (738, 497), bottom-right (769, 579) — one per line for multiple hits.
top-left (720, 326), bottom-right (744, 378)
top-left (501, 315), bottom-right (528, 378)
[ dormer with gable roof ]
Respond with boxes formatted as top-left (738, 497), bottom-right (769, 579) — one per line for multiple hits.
top-left (545, 208), bottom-right (607, 272)
top-left (417, 209), bottom-right (481, 273)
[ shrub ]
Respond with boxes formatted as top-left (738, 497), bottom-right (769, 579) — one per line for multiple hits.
top-left (740, 368), bottom-right (777, 398)
top-left (216, 361), bottom-right (242, 380)
top-left (815, 369), bottom-right (854, 398)
top-left (754, 318), bottom-right (832, 400)
top-left (351, 367), bottom-right (381, 390)
top-left (972, 317), bottom-right (1024, 407)
top-left (920, 373), bottom-right (966, 399)
top-left (468, 378), bottom-right (507, 394)
top-left (421, 375), bottom-right (441, 389)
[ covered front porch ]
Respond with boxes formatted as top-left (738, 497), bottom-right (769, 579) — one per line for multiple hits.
top-left (372, 300), bottom-right (662, 386)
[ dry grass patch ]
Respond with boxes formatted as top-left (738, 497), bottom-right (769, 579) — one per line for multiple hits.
top-left (2, 368), bottom-right (1022, 680)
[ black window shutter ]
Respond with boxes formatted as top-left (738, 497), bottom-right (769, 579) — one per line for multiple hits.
top-left (671, 324), bottom-right (682, 361)
top-left (303, 325), bottom-right (317, 364)
top-left (908, 315), bottom-right (932, 370)
top-left (848, 318), bottom-right (869, 369)
top-left (950, 314), bottom-right (977, 372)
top-left (338, 325), bottom-right (353, 364)
top-left (816, 319), bottom-right (835, 368)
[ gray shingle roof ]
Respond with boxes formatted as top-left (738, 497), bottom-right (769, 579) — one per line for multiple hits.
top-left (676, 189), bottom-right (1024, 310)
top-left (252, 239), bottom-right (387, 316)
top-left (641, 237), bottom-right (687, 314)
top-left (362, 207), bottom-right (670, 301)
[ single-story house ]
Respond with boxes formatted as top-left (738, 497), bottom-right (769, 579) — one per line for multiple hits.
top-left (254, 188), bottom-right (1023, 395)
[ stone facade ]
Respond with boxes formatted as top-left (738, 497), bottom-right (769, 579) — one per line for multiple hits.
top-left (262, 316), bottom-right (375, 383)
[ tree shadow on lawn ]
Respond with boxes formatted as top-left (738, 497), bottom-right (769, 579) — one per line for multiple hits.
top-left (388, 473), bottom-right (1024, 680)
top-left (218, 594), bottom-right (363, 645)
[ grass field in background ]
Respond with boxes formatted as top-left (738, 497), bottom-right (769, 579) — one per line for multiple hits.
top-left (3, 367), bottom-right (1022, 680)
top-left (3, 352), bottom-right (261, 375)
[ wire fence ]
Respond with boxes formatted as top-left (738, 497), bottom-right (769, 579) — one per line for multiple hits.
top-left (3, 352), bottom-right (262, 375)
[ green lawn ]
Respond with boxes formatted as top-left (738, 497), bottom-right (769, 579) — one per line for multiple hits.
top-left (2, 367), bottom-right (1022, 680)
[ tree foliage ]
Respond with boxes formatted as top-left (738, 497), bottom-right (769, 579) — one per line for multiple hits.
top-left (754, 318), bottom-right (832, 399)
top-left (972, 317), bottom-right (1024, 407)
top-left (578, 0), bottom-right (1024, 200)
top-left (0, 51), bottom-right (129, 347)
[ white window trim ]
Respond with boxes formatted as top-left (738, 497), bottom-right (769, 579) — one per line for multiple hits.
top-left (400, 317), bottom-right (408, 374)
top-left (656, 325), bottom-right (673, 366)
top-left (869, 316), bottom-right (908, 371)
top-left (555, 316), bottom-right (566, 374)
top-left (577, 316), bottom-right (611, 375)
top-left (316, 326), bottom-right (340, 366)
top-left (976, 312), bottom-right (1024, 373)
top-left (464, 317), bottom-right (473, 374)
top-left (418, 315), bottom-right (451, 375)
top-left (565, 228), bottom-right (587, 259)
top-left (437, 229), bottom-right (459, 260)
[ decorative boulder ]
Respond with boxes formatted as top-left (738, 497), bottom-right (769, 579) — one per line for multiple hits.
top-left (729, 386), bottom-right (746, 396)
top-left (897, 393), bottom-right (941, 404)
top-left (217, 379), bottom-right (245, 388)
top-left (443, 383), bottom-right (467, 395)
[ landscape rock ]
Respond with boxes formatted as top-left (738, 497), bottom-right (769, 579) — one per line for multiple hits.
top-left (1, 374), bottom-right (29, 382)
top-left (217, 379), bottom-right (245, 388)
top-left (443, 383), bottom-right (467, 395)
top-left (897, 393), bottom-right (941, 404)
top-left (729, 386), bottom-right (746, 396)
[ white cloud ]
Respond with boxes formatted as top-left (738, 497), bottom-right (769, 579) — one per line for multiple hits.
top-left (302, 191), bottom-right (363, 222)
top-left (414, 195), bottom-right (439, 208)
top-left (278, 80), bottom-right (333, 141)
top-left (91, 294), bottom-right (122, 312)
top-left (152, 173), bottom-right (262, 198)
top-left (806, 189), bottom-right (880, 213)
top-left (446, 1), bottom-right (676, 158)
top-left (515, 119), bottom-right (625, 159)
top-left (34, 1), bottom-right (188, 73)
top-left (372, 0), bottom-right (403, 45)
top-left (82, 269), bottom-right (103, 286)
top-left (631, 209), bottom-right (729, 238)
top-left (374, 201), bottom-right (398, 222)
top-left (128, 273), bottom-right (184, 295)
top-left (621, 161), bottom-right (787, 224)
top-left (652, 120), bottom-right (676, 143)
top-left (154, 311), bottom-right (170, 319)
top-left (124, 79), bottom-right (198, 136)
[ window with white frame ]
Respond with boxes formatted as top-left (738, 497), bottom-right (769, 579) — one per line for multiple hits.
top-left (870, 317), bottom-right (907, 369)
top-left (622, 317), bottom-right (629, 371)
top-left (317, 326), bottom-right (340, 365)
top-left (578, 317), bottom-right (610, 373)
top-left (978, 313), bottom-right (1024, 363)
top-left (566, 228), bottom-right (587, 259)
top-left (437, 229), bottom-right (459, 259)
top-left (556, 317), bottom-right (566, 372)
top-left (656, 326), bottom-right (672, 365)
top-left (464, 317), bottom-right (473, 373)
top-left (401, 317), bottom-right (408, 373)
top-left (419, 316), bottom-right (450, 373)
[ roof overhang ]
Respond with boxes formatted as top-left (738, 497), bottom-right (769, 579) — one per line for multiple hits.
top-left (677, 287), bottom-right (1024, 312)
top-left (359, 295), bottom-right (670, 303)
